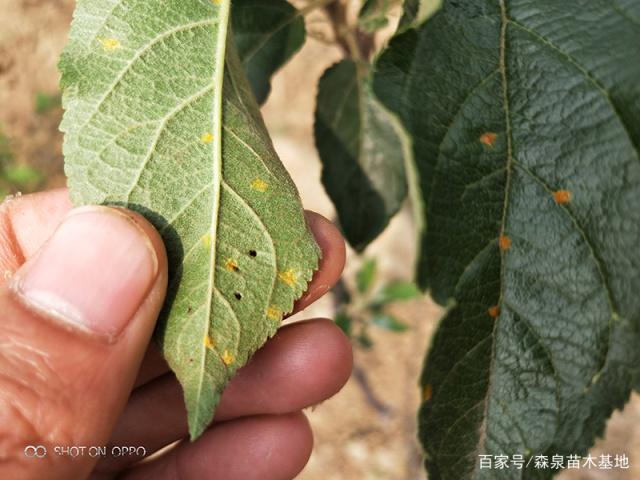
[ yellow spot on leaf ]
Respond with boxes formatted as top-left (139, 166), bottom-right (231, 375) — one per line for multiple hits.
top-left (250, 178), bottom-right (269, 193)
top-left (488, 305), bottom-right (501, 318)
top-left (225, 258), bottom-right (239, 272)
top-left (479, 132), bottom-right (498, 147)
top-left (278, 269), bottom-right (297, 286)
top-left (204, 335), bottom-right (215, 349)
top-left (553, 190), bottom-right (572, 205)
top-left (100, 38), bottom-right (121, 52)
top-left (422, 384), bottom-right (433, 402)
top-left (201, 132), bottom-right (214, 144)
top-left (267, 305), bottom-right (282, 321)
top-left (211, 0), bottom-right (222, 4)
top-left (222, 350), bottom-right (235, 365)
top-left (498, 235), bottom-right (512, 252)
top-left (201, 233), bottom-right (212, 248)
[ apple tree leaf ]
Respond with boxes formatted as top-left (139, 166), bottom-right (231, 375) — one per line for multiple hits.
top-left (315, 59), bottom-right (410, 251)
top-left (60, 0), bottom-right (320, 440)
top-left (374, 0), bottom-right (640, 478)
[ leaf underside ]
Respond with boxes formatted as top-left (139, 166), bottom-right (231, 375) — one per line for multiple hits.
top-left (315, 60), bottom-right (409, 251)
top-left (60, 0), bottom-right (319, 440)
top-left (375, 0), bottom-right (640, 478)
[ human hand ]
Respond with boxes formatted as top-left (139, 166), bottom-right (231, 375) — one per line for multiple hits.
top-left (0, 189), bottom-right (351, 480)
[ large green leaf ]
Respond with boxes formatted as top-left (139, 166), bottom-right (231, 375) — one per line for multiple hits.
top-left (60, 0), bottom-right (319, 440)
top-left (374, 0), bottom-right (640, 478)
top-left (233, 0), bottom-right (306, 104)
top-left (315, 59), bottom-right (410, 251)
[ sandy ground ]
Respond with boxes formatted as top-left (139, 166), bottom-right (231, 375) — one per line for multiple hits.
top-left (1, 1), bottom-right (639, 479)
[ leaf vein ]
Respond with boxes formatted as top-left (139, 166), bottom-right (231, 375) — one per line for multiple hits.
top-left (507, 19), bottom-right (640, 162)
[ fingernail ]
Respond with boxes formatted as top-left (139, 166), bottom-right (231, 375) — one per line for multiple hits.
top-left (10, 206), bottom-right (158, 340)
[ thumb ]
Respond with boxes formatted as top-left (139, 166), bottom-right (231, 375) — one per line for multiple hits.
top-left (0, 205), bottom-right (167, 480)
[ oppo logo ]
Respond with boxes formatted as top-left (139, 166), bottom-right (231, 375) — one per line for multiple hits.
top-left (23, 445), bottom-right (47, 458)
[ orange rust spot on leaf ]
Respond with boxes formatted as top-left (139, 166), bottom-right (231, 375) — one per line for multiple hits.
top-left (222, 350), bottom-right (235, 365)
top-left (553, 190), bottom-right (572, 205)
top-left (278, 269), bottom-right (297, 286)
top-left (225, 258), bottom-right (239, 272)
top-left (204, 335), bottom-right (215, 349)
top-left (479, 132), bottom-right (498, 147)
top-left (100, 38), bottom-right (121, 51)
top-left (250, 178), bottom-right (269, 193)
top-left (499, 235), bottom-right (512, 251)
top-left (267, 305), bottom-right (282, 321)
top-left (488, 305), bottom-right (501, 318)
top-left (422, 384), bottom-right (433, 402)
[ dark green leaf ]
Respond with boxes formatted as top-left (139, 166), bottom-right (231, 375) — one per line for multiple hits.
top-left (375, 1), bottom-right (640, 478)
top-left (60, 0), bottom-right (319, 440)
top-left (315, 59), bottom-right (409, 251)
top-left (335, 310), bottom-right (354, 336)
top-left (233, 0), bottom-right (305, 104)
top-left (373, 280), bottom-right (420, 305)
top-left (359, 0), bottom-right (391, 33)
top-left (356, 257), bottom-right (378, 294)
top-left (371, 313), bottom-right (408, 332)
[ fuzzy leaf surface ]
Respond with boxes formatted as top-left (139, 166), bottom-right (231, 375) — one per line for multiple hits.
top-left (375, 0), bottom-right (640, 478)
top-left (60, 0), bottom-right (319, 440)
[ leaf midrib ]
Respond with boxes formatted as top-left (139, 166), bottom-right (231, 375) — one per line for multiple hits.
top-left (192, 0), bottom-right (232, 433)
top-left (506, 18), bottom-right (640, 161)
top-left (470, 0), bottom-right (513, 471)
